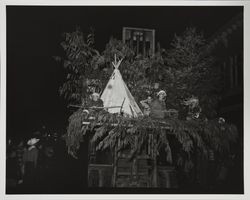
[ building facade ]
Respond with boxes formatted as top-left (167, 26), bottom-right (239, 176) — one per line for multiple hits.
top-left (206, 12), bottom-right (243, 133)
top-left (122, 27), bottom-right (155, 57)
top-left (204, 12), bottom-right (243, 193)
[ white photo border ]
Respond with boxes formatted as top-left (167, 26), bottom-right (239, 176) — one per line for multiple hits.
top-left (1, 1), bottom-right (249, 200)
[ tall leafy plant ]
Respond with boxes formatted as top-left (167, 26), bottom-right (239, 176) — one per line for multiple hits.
top-left (163, 27), bottom-right (222, 118)
top-left (59, 28), bottom-right (102, 105)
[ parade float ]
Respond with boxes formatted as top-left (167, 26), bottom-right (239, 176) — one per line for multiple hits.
top-left (58, 28), bottom-right (238, 189)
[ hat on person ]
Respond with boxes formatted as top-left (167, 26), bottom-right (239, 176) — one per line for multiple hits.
top-left (27, 138), bottom-right (40, 146)
top-left (157, 90), bottom-right (167, 97)
top-left (91, 92), bottom-right (100, 98)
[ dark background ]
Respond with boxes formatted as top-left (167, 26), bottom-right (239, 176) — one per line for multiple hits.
top-left (7, 6), bottom-right (243, 138)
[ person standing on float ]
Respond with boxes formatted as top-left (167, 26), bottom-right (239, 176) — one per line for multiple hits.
top-left (150, 90), bottom-right (167, 119)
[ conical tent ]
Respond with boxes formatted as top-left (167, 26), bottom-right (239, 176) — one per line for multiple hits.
top-left (100, 56), bottom-right (143, 117)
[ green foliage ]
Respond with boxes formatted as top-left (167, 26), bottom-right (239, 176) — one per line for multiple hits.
top-left (89, 38), bottom-right (166, 101)
top-left (65, 108), bottom-right (237, 172)
top-left (59, 28), bottom-right (102, 104)
top-left (58, 27), bottom-right (222, 117)
top-left (64, 109), bottom-right (88, 157)
top-left (163, 27), bottom-right (222, 117)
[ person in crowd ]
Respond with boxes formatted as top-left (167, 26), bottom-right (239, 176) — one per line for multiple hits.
top-left (6, 145), bottom-right (19, 192)
top-left (22, 137), bottom-right (40, 187)
top-left (16, 140), bottom-right (26, 185)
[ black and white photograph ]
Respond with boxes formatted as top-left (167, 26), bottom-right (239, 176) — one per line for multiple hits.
top-left (1, 1), bottom-right (248, 198)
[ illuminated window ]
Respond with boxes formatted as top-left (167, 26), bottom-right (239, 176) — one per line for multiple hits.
top-left (122, 27), bottom-right (155, 57)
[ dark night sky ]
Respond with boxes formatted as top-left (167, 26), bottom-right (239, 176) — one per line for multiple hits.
top-left (7, 6), bottom-right (243, 138)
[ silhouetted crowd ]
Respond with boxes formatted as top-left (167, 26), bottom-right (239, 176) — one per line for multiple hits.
top-left (6, 130), bottom-right (88, 194)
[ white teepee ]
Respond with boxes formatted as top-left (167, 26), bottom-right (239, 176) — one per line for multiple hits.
top-left (100, 55), bottom-right (143, 117)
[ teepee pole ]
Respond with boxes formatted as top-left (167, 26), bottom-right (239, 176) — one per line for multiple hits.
top-left (112, 54), bottom-right (123, 69)
top-left (120, 98), bottom-right (126, 114)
